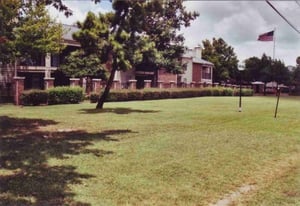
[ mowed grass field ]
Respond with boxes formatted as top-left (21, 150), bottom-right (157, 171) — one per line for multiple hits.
top-left (0, 96), bottom-right (299, 205)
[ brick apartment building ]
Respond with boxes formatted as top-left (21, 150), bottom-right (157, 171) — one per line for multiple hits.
top-left (0, 25), bottom-right (214, 103)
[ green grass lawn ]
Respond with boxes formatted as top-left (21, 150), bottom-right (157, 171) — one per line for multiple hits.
top-left (0, 96), bottom-right (299, 205)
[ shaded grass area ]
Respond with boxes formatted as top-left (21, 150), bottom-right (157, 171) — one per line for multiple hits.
top-left (0, 96), bottom-right (300, 205)
top-left (0, 116), bottom-right (133, 205)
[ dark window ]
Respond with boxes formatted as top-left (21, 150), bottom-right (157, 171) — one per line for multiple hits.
top-left (51, 54), bottom-right (59, 67)
top-left (202, 67), bottom-right (211, 79)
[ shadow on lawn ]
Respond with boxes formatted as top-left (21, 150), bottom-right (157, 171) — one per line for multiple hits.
top-left (0, 116), bottom-right (132, 205)
top-left (80, 107), bottom-right (160, 115)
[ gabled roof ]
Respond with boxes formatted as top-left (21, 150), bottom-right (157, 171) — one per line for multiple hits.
top-left (192, 57), bottom-right (214, 66)
top-left (182, 54), bottom-right (214, 66)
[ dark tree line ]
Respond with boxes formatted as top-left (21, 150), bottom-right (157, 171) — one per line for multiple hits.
top-left (244, 54), bottom-right (290, 86)
top-left (201, 38), bottom-right (296, 93)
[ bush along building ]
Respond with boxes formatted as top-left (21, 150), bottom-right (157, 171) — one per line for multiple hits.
top-left (0, 24), bottom-right (215, 105)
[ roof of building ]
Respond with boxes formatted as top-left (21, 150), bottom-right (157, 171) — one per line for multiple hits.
top-left (62, 24), bottom-right (80, 47)
top-left (182, 54), bottom-right (214, 66)
top-left (62, 24), bottom-right (79, 40)
top-left (192, 57), bottom-right (214, 66)
top-left (251, 81), bottom-right (264, 85)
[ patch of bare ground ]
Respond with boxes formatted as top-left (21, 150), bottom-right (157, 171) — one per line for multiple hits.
top-left (209, 152), bottom-right (299, 206)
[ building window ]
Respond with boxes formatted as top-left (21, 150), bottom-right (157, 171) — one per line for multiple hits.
top-left (20, 54), bottom-right (45, 66)
top-left (202, 67), bottom-right (211, 79)
top-left (51, 54), bottom-right (59, 67)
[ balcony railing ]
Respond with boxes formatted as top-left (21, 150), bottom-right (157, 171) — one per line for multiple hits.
top-left (17, 65), bottom-right (57, 71)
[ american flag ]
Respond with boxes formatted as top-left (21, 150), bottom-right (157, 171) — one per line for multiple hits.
top-left (257, 30), bottom-right (274, 41)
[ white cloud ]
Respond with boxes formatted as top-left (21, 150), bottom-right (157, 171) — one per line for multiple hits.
top-left (182, 1), bottom-right (300, 66)
top-left (48, 0), bottom-right (111, 25)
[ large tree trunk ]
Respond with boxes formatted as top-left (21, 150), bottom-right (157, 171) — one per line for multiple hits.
top-left (96, 65), bottom-right (117, 109)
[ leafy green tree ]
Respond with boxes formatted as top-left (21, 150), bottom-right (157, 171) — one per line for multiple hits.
top-left (141, 0), bottom-right (198, 74)
top-left (0, 1), bottom-right (63, 67)
top-left (60, 11), bottom-right (111, 80)
top-left (202, 38), bottom-right (238, 83)
top-left (290, 56), bottom-right (300, 93)
top-left (64, 0), bottom-right (198, 109)
top-left (245, 54), bottom-right (290, 94)
top-left (259, 54), bottom-right (272, 85)
top-left (0, 0), bottom-right (20, 64)
top-left (270, 59), bottom-right (289, 85)
top-left (292, 66), bottom-right (300, 88)
top-left (14, 3), bottom-right (64, 64)
top-left (245, 54), bottom-right (289, 85)
top-left (244, 56), bottom-right (261, 82)
top-left (60, 50), bottom-right (106, 79)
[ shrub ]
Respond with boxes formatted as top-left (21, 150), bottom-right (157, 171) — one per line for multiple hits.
top-left (201, 88), bottom-right (213, 96)
top-left (170, 90), bottom-right (182, 98)
top-left (48, 86), bottom-right (83, 105)
top-left (222, 88), bottom-right (234, 96)
top-left (211, 88), bottom-right (221, 96)
top-left (234, 88), bottom-right (254, 96)
top-left (127, 91), bottom-right (143, 101)
top-left (159, 90), bottom-right (171, 99)
top-left (183, 90), bottom-right (197, 98)
top-left (143, 90), bottom-right (160, 100)
top-left (242, 88), bottom-right (254, 96)
top-left (21, 90), bottom-right (48, 106)
top-left (89, 87), bottom-right (253, 103)
top-left (107, 91), bottom-right (128, 102)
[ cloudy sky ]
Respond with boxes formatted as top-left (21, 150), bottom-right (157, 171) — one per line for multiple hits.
top-left (49, 1), bottom-right (300, 66)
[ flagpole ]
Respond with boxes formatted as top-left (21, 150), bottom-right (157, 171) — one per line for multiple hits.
top-left (272, 27), bottom-right (280, 118)
top-left (273, 27), bottom-right (276, 60)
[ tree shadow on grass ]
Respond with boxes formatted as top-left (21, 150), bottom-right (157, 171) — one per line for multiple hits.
top-left (79, 107), bottom-right (160, 115)
top-left (0, 116), bottom-right (133, 205)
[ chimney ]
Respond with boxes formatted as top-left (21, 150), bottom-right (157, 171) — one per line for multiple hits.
top-left (194, 46), bottom-right (202, 59)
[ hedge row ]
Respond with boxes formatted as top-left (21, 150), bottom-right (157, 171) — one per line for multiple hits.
top-left (90, 87), bottom-right (253, 103)
top-left (20, 87), bottom-right (253, 105)
top-left (48, 86), bottom-right (84, 105)
top-left (20, 86), bottom-right (84, 106)
top-left (21, 90), bottom-right (48, 106)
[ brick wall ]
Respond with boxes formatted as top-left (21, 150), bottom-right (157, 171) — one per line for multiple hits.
top-left (158, 69), bottom-right (177, 83)
top-left (13, 77), bottom-right (25, 105)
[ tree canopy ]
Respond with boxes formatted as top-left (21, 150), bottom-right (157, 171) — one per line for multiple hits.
top-left (244, 54), bottom-right (289, 85)
top-left (60, 11), bottom-right (109, 79)
top-left (0, 0), bottom-right (20, 64)
top-left (0, 0), bottom-right (63, 66)
top-left (201, 38), bottom-right (238, 83)
top-left (290, 56), bottom-right (300, 93)
top-left (14, 3), bottom-right (64, 64)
